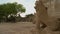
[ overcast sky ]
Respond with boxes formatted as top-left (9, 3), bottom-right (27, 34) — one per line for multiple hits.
top-left (0, 0), bottom-right (36, 17)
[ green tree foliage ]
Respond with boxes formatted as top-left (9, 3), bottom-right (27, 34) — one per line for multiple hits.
top-left (0, 2), bottom-right (26, 21)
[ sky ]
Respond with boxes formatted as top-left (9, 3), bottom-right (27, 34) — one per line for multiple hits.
top-left (0, 0), bottom-right (36, 17)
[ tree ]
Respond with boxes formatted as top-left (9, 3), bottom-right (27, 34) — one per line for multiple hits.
top-left (26, 14), bottom-right (34, 22)
top-left (0, 2), bottom-right (26, 22)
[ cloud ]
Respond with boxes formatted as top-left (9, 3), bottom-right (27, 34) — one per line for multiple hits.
top-left (0, 0), bottom-right (18, 4)
top-left (17, 0), bottom-right (36, 15)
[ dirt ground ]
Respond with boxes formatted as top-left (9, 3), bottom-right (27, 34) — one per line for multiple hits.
top-left (0, 22), bottom-right (35, 34)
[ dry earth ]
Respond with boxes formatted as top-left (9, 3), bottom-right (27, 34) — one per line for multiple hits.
top-left (0, 22), bottom-right (35, 34)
